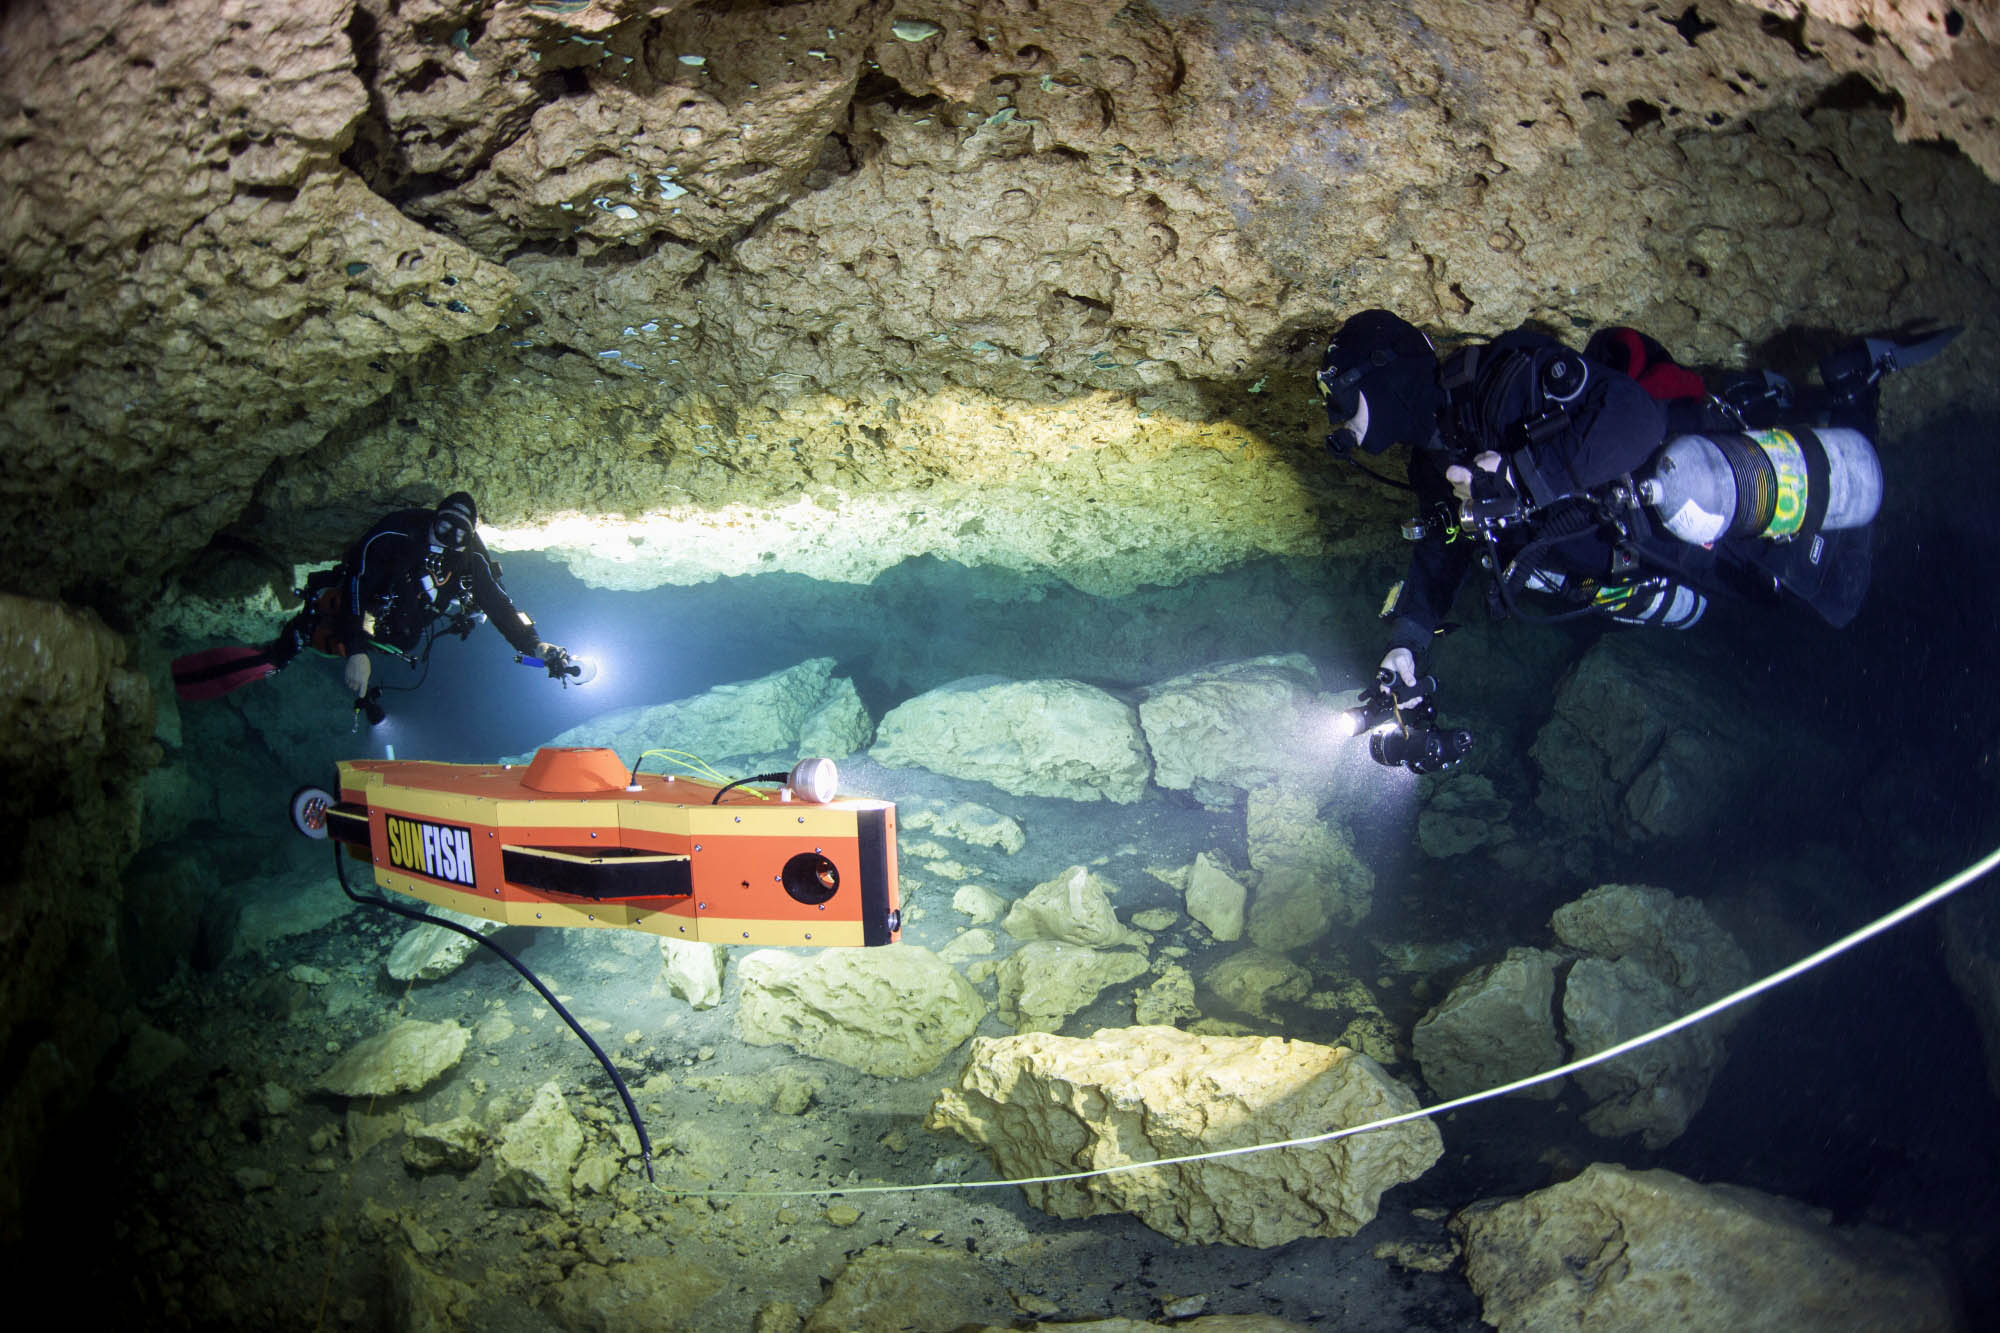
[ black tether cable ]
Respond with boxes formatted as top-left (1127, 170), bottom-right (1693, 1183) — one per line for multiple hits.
top-left (329, 843), bottom-right (656, 1182)
top-left (710, 773), bottom-right (787, 804)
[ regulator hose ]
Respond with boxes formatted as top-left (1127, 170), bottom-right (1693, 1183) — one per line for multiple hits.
top-left (330, 844), bottom-right (656, 1182)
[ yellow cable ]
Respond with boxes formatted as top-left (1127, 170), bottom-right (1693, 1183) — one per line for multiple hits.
top-left (633, 747), bottom-right (774, 798)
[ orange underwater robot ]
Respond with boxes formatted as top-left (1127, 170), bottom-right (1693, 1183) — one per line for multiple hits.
top-left (293, 746), bottom-right (902, 949)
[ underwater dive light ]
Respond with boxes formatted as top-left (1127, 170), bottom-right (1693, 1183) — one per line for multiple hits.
top-left (354, 686), bottom-right (387, 727)
top-left (787, 757), bottom-right (840, 804)
top-left (1335, 670), bottom-right (1475, 776)
top-left (516, 649), bottom-right (598, 685)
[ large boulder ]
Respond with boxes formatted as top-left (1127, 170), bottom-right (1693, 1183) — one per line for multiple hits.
top-left (522, 657), bottom-right (871, 764)
top-left (1416, 771), bottom-right (1514, 859)
top-left (1183, 851), bottom-right (1248, 942)
top-left (1407, 884), bottom-right (1754, 1145)
top-left (1204, 948), bottom-right (1312, 1021)
top-left (928, 1026), bottom-right (1442, 1247)
top-left (658, 937), bottom-right (728, 1011)
top-left (1136, 654), bottom-right (1335, 807)
top-left (1530, 636), bottom-right (1795, 845)
top-left (1561, 956), bottom-right (1724, 1148)
top-left (870, 675), bottom-right (1152, 802)
top-left (1553, 883), bottom-right (1754, 1148)
top-left (900, 799), bottom-right (1027, 855)
top-left (1454, 1163), bottom-right (1958, 1332)
top-left (1244, 783), bottom-right (1374, 946)
top-left (385, 905), bottom-right (500, 982)
top-left (995, 939), bottom-right (1151, 1033)
top-left (734, 944), bottom-right (984, 1078)
top-left (1412, 947), bottom-right (1566, 1101)
top-left (1551, 882), bottom-right (1754, 1002)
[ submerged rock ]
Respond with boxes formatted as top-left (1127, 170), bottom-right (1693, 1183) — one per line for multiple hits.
top-left (929, 1026), bottom-right (1442, 1246)
top-left (385, 905), bottom-right (500, 982)
top-left (734, 944), bottom-right (984, 1077)
top-left (1001, 865), bottom-right (1143, 948)
top-left (1416, 771), bottom-right (1514, 858)
top-left (1182, 850), bottom-right (1247, 942)
top-left (996, 938), bottom-right (1150, 1032)
top-left (1530, 637), bottom-right (1818, 846)
top-left (1204, 948), bottom-right (1311, 1021)
top-left (901, 799), bottom-right (1027, 854)
top-left (319, 1020), bottom-right (468, 1097)
top-left (524, 657), bottom-right (870, 764)
top-left (658, 936), bottom-right (727, 1010)
top-left (551, 1255), bottom-right (722, 1333)
top-left (1551, 882), bottom-right (1752, 1002)
top-left (1137, 654), bottom-right (1335, 807)
top-left (870, 676), bottom-right (1152, 802)
top-left (1244, 783), bottom-right (1373, 946)
top-left (956, 1312), bottom-right (1312, 1320)
top-left (1134, 963), bottom-right (1199, 1027)
top-left (492, 1081), bottom-right (585, 1212)
top-left (1553, 883), bottom-right (1753, 1148)
top-left (1454, 1163), bottom-right (1958, 1332)
top-left (1412, 947), bottom-right (1566, 1101)
top-left (387, 1248), bottom-right (474, 1333)
top-left (802, 1246), bottom-right (1015, 1333)
top-left (401, 1114), bottom-right (488, 1174)
top-left (1942, 891), bottom-right (2000, 1098)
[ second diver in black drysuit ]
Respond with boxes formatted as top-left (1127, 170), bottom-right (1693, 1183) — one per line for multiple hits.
top-left (172, 491), bottom-right (580, 722)
top-left (1316, 309), bottom-right (1959, 773)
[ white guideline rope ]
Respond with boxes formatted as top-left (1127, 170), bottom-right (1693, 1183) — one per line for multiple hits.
top-left (652, 843), bottom-right (2000, 1201)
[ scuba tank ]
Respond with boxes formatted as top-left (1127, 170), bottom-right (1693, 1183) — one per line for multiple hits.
top-left (1639, 426), bottom-right (1881, 546)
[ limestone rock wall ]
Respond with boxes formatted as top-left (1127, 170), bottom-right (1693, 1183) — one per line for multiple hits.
top-left (0, 0), bottom-right (516, 607)
top-left (0, 593), bottom-right (156, 1239)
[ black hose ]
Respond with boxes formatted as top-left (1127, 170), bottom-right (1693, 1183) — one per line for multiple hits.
top-left (710, 772), bottom-right (787, 804)
top-left (330, 843), bottom-right (656, 1182)
top-left (1481, 529), bottom-right (1606, 625)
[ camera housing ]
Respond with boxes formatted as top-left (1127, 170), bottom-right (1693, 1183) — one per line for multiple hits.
top-left (1337, 669), bottom-right (1476, 775)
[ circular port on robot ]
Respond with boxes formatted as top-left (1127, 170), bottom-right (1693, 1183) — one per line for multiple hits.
top-left (781, 852), bottom-right (840, 905)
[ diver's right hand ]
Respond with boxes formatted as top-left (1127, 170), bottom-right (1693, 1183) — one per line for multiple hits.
top-left (344, 651), bottom-right (372, 696)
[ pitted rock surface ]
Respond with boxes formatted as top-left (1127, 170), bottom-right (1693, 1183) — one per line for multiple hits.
top-left (928, 1025), bottom-right (1442, 1246)
top-left (734, 943), bottom-right (984, 1077)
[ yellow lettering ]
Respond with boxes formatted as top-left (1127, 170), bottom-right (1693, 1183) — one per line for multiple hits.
top-left (387, 816), bottom-right (416, 872)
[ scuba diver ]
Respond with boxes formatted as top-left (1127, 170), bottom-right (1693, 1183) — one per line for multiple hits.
top-left (172, 491), bottom-right (584, 722)
top-left (1317, 309), bottom-right (1959, 774)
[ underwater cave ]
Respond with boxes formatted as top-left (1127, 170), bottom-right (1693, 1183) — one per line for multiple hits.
top-left (4, 1), bottom-right (2000, 1329)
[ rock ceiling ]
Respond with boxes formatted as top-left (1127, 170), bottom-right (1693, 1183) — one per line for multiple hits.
top-left (2, 0), bottom-right (1997, 614)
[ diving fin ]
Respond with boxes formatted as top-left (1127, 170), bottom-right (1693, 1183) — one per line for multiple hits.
top-left (1822, 325), bottom-right (1963, 391)
top-left (171, 644), bottom-right (277, 701)
top-left (1863, 324), bottom-right (1961, 375)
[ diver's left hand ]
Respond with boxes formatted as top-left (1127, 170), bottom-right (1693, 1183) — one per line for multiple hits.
top-left (535, 642), bottom-right (571, 675)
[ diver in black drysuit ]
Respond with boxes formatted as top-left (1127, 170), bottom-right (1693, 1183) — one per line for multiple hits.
top-left (1317, 310), bottom-right (1956, 769)
top-left (267, 491), bottom-right (573, 707)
